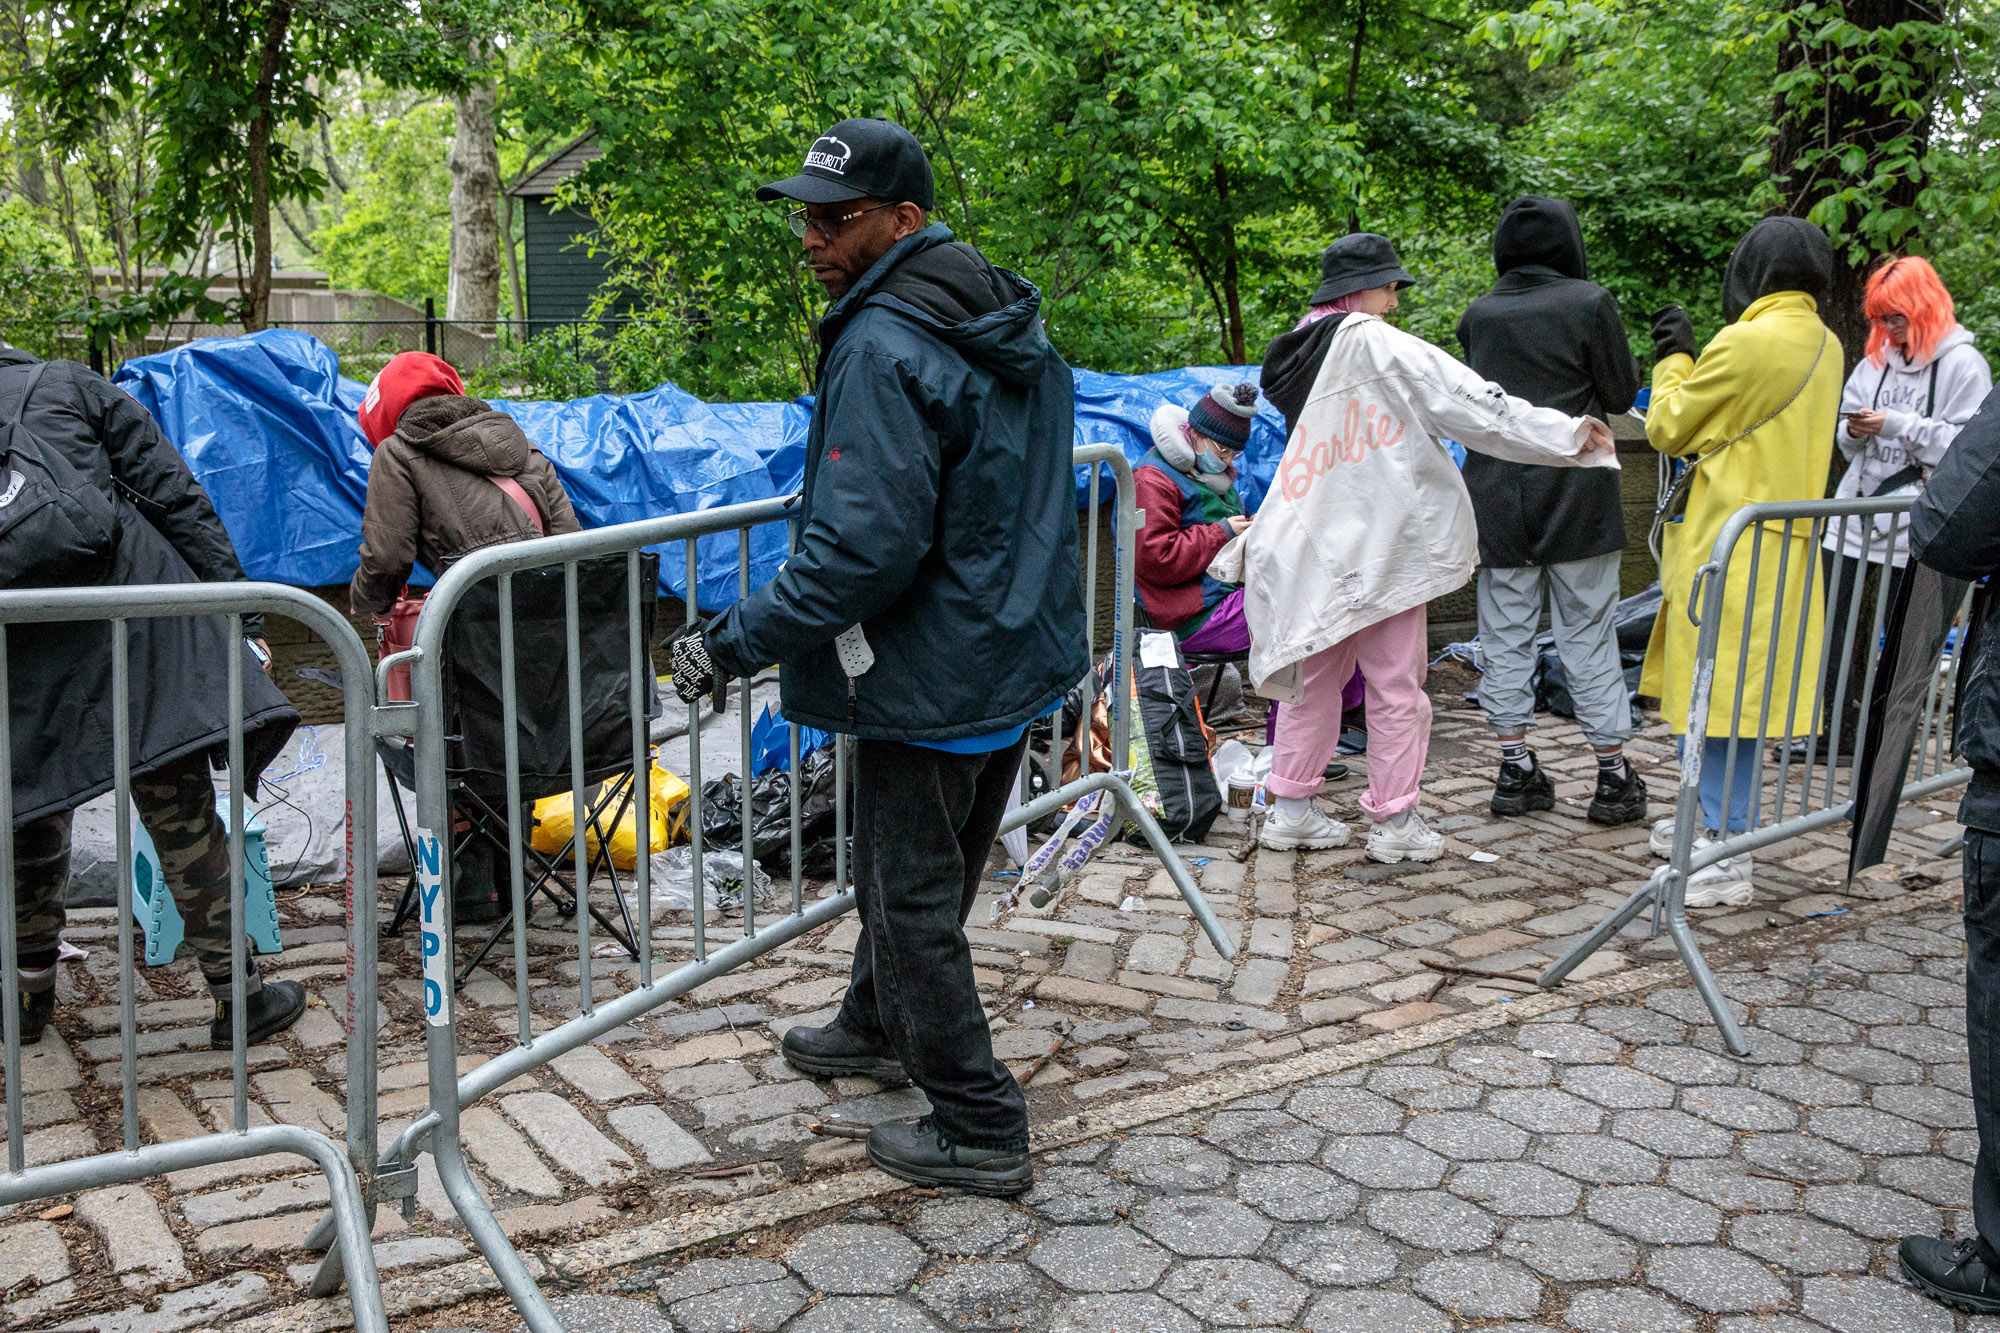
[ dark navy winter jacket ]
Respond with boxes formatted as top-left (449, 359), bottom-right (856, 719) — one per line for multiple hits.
top-left (1912, 390), bottom-right (2000, 832)
top-left (705, 224), bottom-right (1088, 741)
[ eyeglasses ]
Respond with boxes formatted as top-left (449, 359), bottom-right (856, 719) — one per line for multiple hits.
top-left (787, 202), bottom-right (895, 241)
top-left (1870, 313), bottom-right (1909, 329)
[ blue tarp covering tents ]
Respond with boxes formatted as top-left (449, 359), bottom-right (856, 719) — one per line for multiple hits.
top-left (113, 329), bottom-right (1299, 609)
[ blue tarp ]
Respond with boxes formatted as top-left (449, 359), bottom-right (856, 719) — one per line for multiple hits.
top-left (113, 330), bottom-right (1302, 608)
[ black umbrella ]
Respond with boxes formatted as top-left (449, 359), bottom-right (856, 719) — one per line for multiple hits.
top-left (1848, 560), bottom-right (1972, 878)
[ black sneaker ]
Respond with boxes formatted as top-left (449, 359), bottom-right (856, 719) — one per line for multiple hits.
top-left (1490, 757), bottom-right (1555, 816)
top-left (15, 967), bottom-right (55, 1045)
top-left (1900, 1236), bottom-right (2000, 1314)
top-left (866, 1115), bottom-right (1032, 1196)
top-left (1322, 760), bottom-right (1350, 781)
top-left (1588, 762), bottom-right (1649, 826)
top-left (781, 1021), bottom-right (911, 1086)
top-left (210, 979), bottom-right (308, 1051)
top-left (1781, 735), bottom-right (1857, 765)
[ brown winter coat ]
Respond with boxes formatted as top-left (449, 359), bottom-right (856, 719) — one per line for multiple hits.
top-left (349, 394), bottom-right (581, 615)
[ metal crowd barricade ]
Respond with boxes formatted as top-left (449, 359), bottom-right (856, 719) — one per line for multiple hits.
top-left (0, 583), bottom-right (386, 1333)
top-left (1541, 497), bottom-right (1974, 1053)
top-left (349, 442), bottom-right (1232, 1332)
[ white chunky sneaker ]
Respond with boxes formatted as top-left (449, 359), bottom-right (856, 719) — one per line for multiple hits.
top-left (1259, 801), bottom-right (1351, 851)
top-left (1366, 813), bottom-right (1446, 864)
top-left (1649, 817), bottom-right (1676, 858)
top-left (1683, 852), bottom-right (1754, 908)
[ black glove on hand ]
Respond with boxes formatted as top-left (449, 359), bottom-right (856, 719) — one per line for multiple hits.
top-left (1650, 304), bottom-right (1698, 363)
top-left (669, 629), bottom-right (716, 704)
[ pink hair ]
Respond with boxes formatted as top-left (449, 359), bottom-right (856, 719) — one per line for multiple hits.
top-left (1294, 291), bottom-right (1370, 331)
top-left (1864, 256), bottom-right (1955, 366)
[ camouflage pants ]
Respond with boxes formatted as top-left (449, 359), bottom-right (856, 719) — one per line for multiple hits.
top-left (14, 754), bottom-right (238, 976)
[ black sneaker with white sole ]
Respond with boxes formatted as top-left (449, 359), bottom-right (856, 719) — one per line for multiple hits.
top-left (866, 1115), bottom-right (1032, 1196)
top-left (1900, 1236), bottom-right (2000, 1315)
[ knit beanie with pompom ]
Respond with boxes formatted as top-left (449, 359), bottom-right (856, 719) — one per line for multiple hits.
top-left (1185, 382), bottom-right (1259, 450)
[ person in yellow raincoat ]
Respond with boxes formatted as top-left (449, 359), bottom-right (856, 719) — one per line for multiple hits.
top-left (1640, 217), bottom-right (1842, 906)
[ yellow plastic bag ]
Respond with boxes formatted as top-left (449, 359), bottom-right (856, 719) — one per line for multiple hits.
top-left (530, 763), bottom-right (690, 870)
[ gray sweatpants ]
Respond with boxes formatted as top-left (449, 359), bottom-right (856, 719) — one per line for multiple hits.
top-left (1476, 552), bottom-right (1633, 749)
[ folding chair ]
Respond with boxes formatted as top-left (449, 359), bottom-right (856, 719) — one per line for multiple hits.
top-left (383, 553), bottom-right (660, 987)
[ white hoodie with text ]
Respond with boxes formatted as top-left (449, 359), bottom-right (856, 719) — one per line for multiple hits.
top-left (1825, 325), bottom-right (1991, 565)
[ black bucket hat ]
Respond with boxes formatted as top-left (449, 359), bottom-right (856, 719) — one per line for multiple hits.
top-left (756, 117), bottom-right (936, 209)
top-left (1309, 232), bottom-right (1417, 305)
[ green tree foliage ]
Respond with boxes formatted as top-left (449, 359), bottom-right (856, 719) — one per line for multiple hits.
top-left (312, 102), bottom-right (457, 309)
top-left (0, 197), bottom-right (78, 357)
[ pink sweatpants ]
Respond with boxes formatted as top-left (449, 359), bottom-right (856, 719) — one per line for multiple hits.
top-left (1266, 605), bottom-right (1431, 822)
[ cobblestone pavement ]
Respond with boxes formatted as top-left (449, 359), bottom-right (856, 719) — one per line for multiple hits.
top-left (0, 676), bottom-right (1974, 1330)
top-left (437, 901), bottom-right (1988, 1333)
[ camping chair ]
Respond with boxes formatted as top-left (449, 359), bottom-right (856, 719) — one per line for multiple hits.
top-left (383, 552), bottom-right (660, 987)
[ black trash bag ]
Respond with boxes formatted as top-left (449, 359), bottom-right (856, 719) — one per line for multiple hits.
top-left (699, 745), bottom-right (847, 874)
top-left (1527, 583), bottom-right (1656, 729)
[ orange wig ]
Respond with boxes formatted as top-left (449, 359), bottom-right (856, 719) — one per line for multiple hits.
top-left (1864, 256), bottom-right (1956, 366)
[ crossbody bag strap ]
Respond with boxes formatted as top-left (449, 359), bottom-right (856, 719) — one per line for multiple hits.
top-left (1648, 327), bottom-right (1828, 562)
top-left (5, 361), bottom-right (49, 433)
top-left (488, 474), bottom-right (545, 535)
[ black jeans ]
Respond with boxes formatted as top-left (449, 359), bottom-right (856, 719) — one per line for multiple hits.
top-left (1819, 552), bottom-right (1888, 743)
top-left (835, 735), bottom-right (1029, 1151)
top-left (1967, 828), bottom-right (2000, 1262)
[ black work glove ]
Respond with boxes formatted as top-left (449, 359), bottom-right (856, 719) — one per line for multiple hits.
top-left (1650, 304), bottom-right (1698, 363)
top-left (669, 628), bottom-right (717, 704)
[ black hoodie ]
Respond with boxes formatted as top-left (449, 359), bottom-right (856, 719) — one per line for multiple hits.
top-left (706, 223), bottom-right (1088, 742)
top-left (1455, 196), bottom-right (1641, 568)
top-left (1721, 216), bottom-right (1834, 323)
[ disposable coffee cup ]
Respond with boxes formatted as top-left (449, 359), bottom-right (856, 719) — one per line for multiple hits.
top-left (1225, 775), bottom-right (1256, 822)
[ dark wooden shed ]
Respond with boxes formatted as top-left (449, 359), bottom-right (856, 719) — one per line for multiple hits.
top-left (509, 134), bottom-right (615, 324)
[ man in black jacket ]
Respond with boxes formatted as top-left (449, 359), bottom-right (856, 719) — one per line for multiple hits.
top-left (670, 119), bottom-right (1087, 1194)
top-left (1900, 392), bottom-right (2000, 1311)
top-left (2, 351), bottom-right (306, 1050)
top-left (1457, 196), bottom-right (1647, 825)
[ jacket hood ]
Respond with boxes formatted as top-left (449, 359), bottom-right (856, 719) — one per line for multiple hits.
top-left (824, 224), bottom-right (1056, 387)
top-left (1723, 217), bottom-right (1834, 323)
top-left (1493, 195), bottom-right (1587, 280)
top-left (397, 394), bottom-right (535, 477)
top-left (1259, 312), bottom-right (1349, 432)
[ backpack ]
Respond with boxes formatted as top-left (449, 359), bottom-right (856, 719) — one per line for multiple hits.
top-left (0, 362), bottom-right (118, 588)
top-left (1133, 632), bottom-right (1223, 842)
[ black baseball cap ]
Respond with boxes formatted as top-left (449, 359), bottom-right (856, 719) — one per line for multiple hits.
top-left (756, 118), bottom-right (936, 209)
top-left (1309, 232), bottom-right (1417, 305)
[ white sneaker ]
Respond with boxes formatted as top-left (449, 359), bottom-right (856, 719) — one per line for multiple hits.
top-left (1649, 817), bottom-right (1676, 858)
top-left (1683, 853), bottom-right (1754, 908)
top-left (1260, 802), bottom-right (1351, 851)
top-left (1366, 813), bottom-right (1446, 864)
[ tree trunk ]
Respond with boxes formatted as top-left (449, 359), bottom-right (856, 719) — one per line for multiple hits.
top-left (1213, 163), bottom-right (1246, 365)
top-left (447, 61), bottom-right (502, 324)
top-left (1768, 0), bottom-right (1941, 374)
top-left (502, 189), bottom-right (527, 336)
top-left (242, 0), bottom-right (294, 333)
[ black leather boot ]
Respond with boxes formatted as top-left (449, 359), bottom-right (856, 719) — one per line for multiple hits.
top-left (1489, 756), bottom-right (1555, 816)
top-left (1587, 762), bottom-right (1649, 826)
top-left (781, 1021), bottom-right (910, 1085)
top-left (15, 965), bottom-right (55, 1045)
top-left (866, 1115), bottom-right (1032, 1196)
top-left (210, 978), bottom-right (308, 1050)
